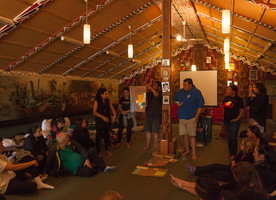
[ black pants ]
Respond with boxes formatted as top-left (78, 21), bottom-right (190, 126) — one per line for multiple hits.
top-left (96, 122), bottom-right (110, 152)
top-left (5, 155), bottom-right (38, 195)
top-left (15, 155), bottom-right (39, 180)
top-left (118, 115), bottom-right (133, 143)
top-left (76, 149), bottom-right (107, 177)
top-left (195, 163), bottom-right (233, 182)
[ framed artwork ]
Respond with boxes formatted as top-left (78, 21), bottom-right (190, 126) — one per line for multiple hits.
top-left (227, 72), bottom-right (233, 79)
top-left (206, 56), bottom-right (211, 64)
top-left (233, 72), bottom-right (238, 78)
top-left (185, 60), bottom-right (190, 68)
top-left (234, 81), bottom-right (238, 86)
top-left (227, 80), bottom-right (232, 86)
top-left (162, 82), bottom-right (170, 92)
top-left (249, 70), bottom-right (258, 80)
top-left (163, 96), bottom-right (169, 104)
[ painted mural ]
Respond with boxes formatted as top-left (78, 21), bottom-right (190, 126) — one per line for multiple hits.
top-left (0, 75), bottom-right (118, 123)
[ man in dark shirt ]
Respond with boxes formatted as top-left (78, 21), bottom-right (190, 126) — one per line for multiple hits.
top-left (143, 81), bottom-right (162, 151)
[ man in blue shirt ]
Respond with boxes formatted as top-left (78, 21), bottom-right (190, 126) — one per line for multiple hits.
top-left (174, 78), bottom-right (205, 160)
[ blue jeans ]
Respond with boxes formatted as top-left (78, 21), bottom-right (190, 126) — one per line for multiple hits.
top-left (224, 120), bottom-right (241, 156)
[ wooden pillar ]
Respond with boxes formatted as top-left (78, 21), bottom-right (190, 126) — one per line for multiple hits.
top-left (160, 0), bottom-right (176, 154)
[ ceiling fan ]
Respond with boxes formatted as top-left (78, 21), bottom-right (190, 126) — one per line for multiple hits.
top-left (177, 21), bottom-right (203, 42)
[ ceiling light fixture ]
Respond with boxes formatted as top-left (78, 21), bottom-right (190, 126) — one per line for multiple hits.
top-left (128, 25), bottom-right (133, 58)
top-left (176, 35), bottom-right (182, 41)
top-left (224, 37), bottom-right (229, 53)
top-left (222, 10), bottom-right (230, 34)
top-left (83, 0), bottom-right (90, 44)
top-left (225, 53), bottom-right (229, 70)
top-left (0, 16), bottom-right (14, 26)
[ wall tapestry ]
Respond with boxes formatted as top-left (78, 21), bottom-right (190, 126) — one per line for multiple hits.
top-left (0, 76), bottom-right (118, 123)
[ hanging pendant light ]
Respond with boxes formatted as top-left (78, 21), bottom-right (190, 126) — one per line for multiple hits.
top-left (83, 0), bottom-right (90, 44)
top-left (128, 44), bottom-right (133, 58)
top-left (222, 10), bottom-right (230, 34)
top-left (128, 26), bottom-right (133, 58)
top-left (191, 64), bottom-right (196, 71)
top-left (225, 62), bottom-right (229, 70)
top-left (224, 37), bottom-right (229, 54)
top-left (225, 53), bottom-right (229, 70)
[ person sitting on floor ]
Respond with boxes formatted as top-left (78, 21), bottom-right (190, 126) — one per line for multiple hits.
top-left (246, 125), bottom-right (269, 147)
top-left (231, 162), bottom-right (269, 200)
top-left (44, 132), bottom-right (116, 177)
top-left (185, 139), bottom-right (254, 183)
top-left (0, 138), bottom-right (54, 196)
top-left (101, 191), bottom-right (122, 200)
top-left (71, 118), bottom-right (95, 151)
top-left (24, 125), bottom-right (48, 173)
top-left (170, 174), bottom-right (223, 200)
top-left (49, 117), bottom-right (66, 140)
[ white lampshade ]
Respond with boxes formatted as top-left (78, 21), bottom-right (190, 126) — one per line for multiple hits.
top-left (222, 10), bottom-right (230, 34)
top-left (128, 44), bottom-right (133, 58)
top-left (225, 62), bottom-right (229, 70)
top-left (224, 38), bottom-right (230, 53)
top-left (83, 24), bottom-right (90, 44)
top-left (191, 64), bottom-right (196, 71)
top-left (225, 52), bottom-right (229, 63)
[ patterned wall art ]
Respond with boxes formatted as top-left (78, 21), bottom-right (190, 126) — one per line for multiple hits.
top-left (0, 75), bottom-right (118, 124)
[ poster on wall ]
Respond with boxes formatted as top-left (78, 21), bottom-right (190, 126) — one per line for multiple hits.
top-left (129, 86), bottom-right (146, 112)
top-left (0, 75), bottom-right (118, 124)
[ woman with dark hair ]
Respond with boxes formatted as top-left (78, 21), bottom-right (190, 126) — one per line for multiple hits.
top-left (247, 82), bottom-right (269, 134)
top-left (23, 125), bottom-right (48, 172)
top-left (170, 174), bottom-right (223, 200)
top-left (49, 117), bottom-right (66, 140)
top-left (71, 118), bottom-right (94, 150)
top-left (232, 162), bottom-right (269, 199)
top-left (93, 88), bottom-right (116, 155)
top-left (115, 87), bottom-right (135, 149)
top-left (223, 84), bottom-right (244, 160)
top-left (246, 125), bottom-right (269, 146)
top-left (253, 143), bottom-right (276, 193)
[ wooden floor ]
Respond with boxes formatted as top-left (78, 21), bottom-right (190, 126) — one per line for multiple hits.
top-left (6, 123), bottom-right (242, 200)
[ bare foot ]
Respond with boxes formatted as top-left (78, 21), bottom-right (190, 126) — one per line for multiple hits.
top-left (105, 151), bottom-right (112, 155)
top-left (182, 151), bottom-right (190, 156)
top-left (126, 143), bottom-right (130, 149)
top-left (192, 154), bottom-right (198, 161)
top-left (144, 146), bottom-right (150, 151)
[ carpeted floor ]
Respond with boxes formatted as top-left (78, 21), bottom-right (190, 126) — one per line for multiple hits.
top-left (6, 123), bottom-right (246, 200)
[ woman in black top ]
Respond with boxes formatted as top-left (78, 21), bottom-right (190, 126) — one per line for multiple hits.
top-left (247, 83), bottom-right (269, 134)
top-left (24, 125), bottom-right (48, 172)
top-left (115, 87), bottom-right (133, 149)
top-left (71, 117), bottom-right (94, 150)
top-left (93, 88), bottom-right (116, 155)
top-left (223, 84), bottom-right (244, 160)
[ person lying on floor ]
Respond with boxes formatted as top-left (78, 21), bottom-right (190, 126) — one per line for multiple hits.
top-left (0, 138), bottom-right (54, 196)
top-left (170, 174), bottom-right (223, 200)
top-left (185, 139), bottom-right (254, 182)
top-left (44, 132), bottom-right (116, 177)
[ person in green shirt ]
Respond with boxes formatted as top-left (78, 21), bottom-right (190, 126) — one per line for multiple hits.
top-left (45, 132), bottom-right (116, 177)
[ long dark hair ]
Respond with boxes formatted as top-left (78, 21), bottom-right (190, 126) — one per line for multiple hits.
top-left (75, 117), bottom-right (85, 130)
top-left (51, 117), bottom-right (65, 127)
top-left (95, 87), bottom-right (107, 102)
top-left (255, 143), bottom-right (276, 170)
top-left (28, 125), bottom-right (40, 136)
top-left (195, 175), bottom-right (222, 200)
top-left (231, 162), bottom-right (268, 198)
top-left (248, 125), bottom-right (261, 138)
top-left (254, 83), bottom-right (266, 95)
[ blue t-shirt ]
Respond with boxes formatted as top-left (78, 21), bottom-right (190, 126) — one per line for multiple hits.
top-left (173, 86), bottom-right (205, 119)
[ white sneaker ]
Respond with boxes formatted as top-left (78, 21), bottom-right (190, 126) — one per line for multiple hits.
top-left (104, 166), bottom-right (117, 172)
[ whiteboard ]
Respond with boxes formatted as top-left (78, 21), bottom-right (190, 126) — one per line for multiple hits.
top-left (180, 70), bottom-right (217, 106)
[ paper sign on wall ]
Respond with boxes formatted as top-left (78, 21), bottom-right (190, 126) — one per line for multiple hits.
top-left (130, 86), bottom-right (146, 112)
